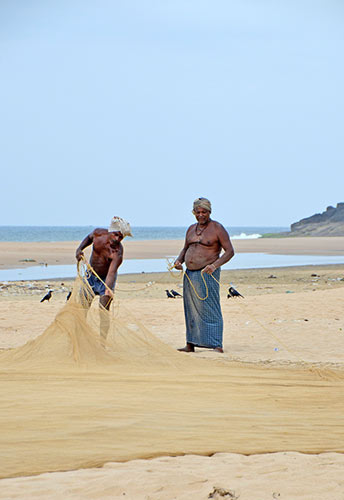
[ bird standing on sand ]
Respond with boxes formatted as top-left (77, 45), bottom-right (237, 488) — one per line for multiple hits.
top-left (171, 289), bottom-right (183, 297)
top-left (227, 286), bottom-right (244, 299)
top-left (40, 290), bottom-right (53, 302)
top-left (165, 290), bottom-right (175, 298)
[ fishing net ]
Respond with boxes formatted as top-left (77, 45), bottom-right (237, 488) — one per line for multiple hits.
top-left (0, 262), bottom-right (344, 479)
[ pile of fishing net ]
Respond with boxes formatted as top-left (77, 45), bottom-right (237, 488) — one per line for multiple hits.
top-left (1, 267), bottom-right (344, 479)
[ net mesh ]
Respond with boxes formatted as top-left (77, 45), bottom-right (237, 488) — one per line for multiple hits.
top-left (1, 266), bottom-right (344, 479)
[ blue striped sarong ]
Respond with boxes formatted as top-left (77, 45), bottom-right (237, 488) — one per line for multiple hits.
top-left (183, 268), bottom-right (223, 349)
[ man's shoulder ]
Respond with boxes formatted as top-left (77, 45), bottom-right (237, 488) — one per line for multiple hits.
top-left (93, 228), bottom-right (108, 237)
top-left (211, 220), bottom-right (222, 227)
top-left (211, 220), bottom-right (229, 234)
top-left (185, 223), bottom-right (197, 237)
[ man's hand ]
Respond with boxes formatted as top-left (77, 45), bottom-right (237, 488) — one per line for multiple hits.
top-left (203, 263), bottom-right (216, 275)
top-left (104, 289), bottom-right (114, 298)
top-left (75, 249), bottom-right (84, 262)
top-left (174, 260), bottom-right (183, 270)
top-left (100, 293), bottom-right (113, 310)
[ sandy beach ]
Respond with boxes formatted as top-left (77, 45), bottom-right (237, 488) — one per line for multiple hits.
top-left (1, 238), bottom-right (344, 499)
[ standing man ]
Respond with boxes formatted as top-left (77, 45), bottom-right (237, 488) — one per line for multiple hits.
top-left (75, 216), bottom-right (132, 343)
top-left (174, 198), bottom-right (234, 353)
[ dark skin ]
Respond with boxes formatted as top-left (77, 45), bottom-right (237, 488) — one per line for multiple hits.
top-left (76, 228), bottom-right (123, 310)
top-left (175, 207), bottom-right (234, 353)
top-left (175, 208), bottom-right (234, 274)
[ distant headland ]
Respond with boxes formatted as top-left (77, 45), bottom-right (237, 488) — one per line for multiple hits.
top-left (290, 202), bottom-right (344, 236)
top-left (269, 202), bottom-right (344, 237)
top-left (263, 203), bottom-right (344, 238)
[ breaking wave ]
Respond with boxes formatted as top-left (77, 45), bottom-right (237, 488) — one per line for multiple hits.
top-left (231, 232), bottom-right (262, 239)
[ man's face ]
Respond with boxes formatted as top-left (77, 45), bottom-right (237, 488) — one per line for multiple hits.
top-left (194, 208), bottom-right (210, 224)
top-left (109, 231), bottom-right (124, 243)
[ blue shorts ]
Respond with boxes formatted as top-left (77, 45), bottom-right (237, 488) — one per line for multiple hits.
top-left (86, 272), bottom-right (116, 296)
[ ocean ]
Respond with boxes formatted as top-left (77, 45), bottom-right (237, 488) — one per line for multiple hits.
top-left (0, 226), bottom-right (288, 242)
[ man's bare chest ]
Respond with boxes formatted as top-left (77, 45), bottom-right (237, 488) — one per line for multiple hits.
top-left (187, 228), bottom-right (219, 248)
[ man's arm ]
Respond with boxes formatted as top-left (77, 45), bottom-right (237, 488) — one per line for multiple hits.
top-left (203, 224), bottom-right (234, 274)
top-left (174, 245), bottom-right (187, 270)
top-left (104, 245), bottom-right (123, 295)
top-left (75, 231), bottom-right (94, 262)
top-left (174, 227), bottom-right (192, 270)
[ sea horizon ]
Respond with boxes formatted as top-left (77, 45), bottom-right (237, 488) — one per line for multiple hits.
top-left (0, 225), bottom-right (289, 243)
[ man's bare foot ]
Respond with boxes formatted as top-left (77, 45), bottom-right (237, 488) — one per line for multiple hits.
top-left (178, 343), bottom-right (195, 352)
top-left (214, 347), bottom-right (224, 353)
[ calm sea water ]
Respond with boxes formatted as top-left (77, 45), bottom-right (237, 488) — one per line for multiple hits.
top-left (3, 225), bottom-right (342, 282)
top-left (1, 254), bottom-right (344, 282)
top-left (0, 226), bottom-right (288, 242)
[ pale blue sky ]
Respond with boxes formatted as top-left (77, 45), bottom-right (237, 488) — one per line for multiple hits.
top-left (1, 1), bottom-right (343, 228)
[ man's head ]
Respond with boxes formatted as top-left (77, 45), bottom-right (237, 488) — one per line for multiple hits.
top-left (192, 197), bottom-right (211, 214)
top-left (192, 197), bottom-right (211, 225)
top-left (108, 216), bottom-right (133, 238)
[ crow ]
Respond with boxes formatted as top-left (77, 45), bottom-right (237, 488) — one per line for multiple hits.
top-left (171, 289), bottom-right (182, 297)
top-left (40, 290), bottom-right (53, 303)
top-left (66, 291), bottom-right (72, 301)
top-left (227, 286), bottom-right (244, 299)
top-left (165, 290), bottom-right (175, 298)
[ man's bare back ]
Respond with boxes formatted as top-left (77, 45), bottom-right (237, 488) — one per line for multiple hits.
top-left (75, 217), bottom-right (132, 344)
top-left (89, 229), bottom-right (124, 279)
top-left (75, 218), bottom-right (130, 306)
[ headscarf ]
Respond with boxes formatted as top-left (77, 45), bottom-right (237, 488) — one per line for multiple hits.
top-left (108, 216), bottom-right (133, 238)
top-left (192, 197), bottom-right (212, 214)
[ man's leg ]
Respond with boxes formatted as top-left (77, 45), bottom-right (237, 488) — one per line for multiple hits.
top-left (178, 343), bottom-right (195, 352)
top-left (80, 287), bottom-right (94, 315)
top-left (99, 294), bottom-right (113, 346)
top-left (80, 272), bottom-right (96, 313)
top-left (178, 270), bottom-right (198, 352)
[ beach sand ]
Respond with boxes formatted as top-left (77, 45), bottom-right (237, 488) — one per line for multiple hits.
top-left (1, 238), bottom-right (344, 498)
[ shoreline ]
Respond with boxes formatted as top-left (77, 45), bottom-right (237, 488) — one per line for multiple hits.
top-left (1, 263), bottom-right (343, 287)
top-left (0, 236), bottom-right (344, 270)
top-left (0, 262), bottom-right (343, 285)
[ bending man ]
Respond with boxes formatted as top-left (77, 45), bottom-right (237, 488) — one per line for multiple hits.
top-left (174, 198), bottom-right (234, 353)
top-left (75, 216), bottom-right (132, 342)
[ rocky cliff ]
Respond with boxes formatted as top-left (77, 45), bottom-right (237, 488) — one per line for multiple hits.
top-left (290, 203), bottom-right (344, 236)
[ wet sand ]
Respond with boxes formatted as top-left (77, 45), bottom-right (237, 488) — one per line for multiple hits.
top-left (0, 236), bottom-right (344, 269)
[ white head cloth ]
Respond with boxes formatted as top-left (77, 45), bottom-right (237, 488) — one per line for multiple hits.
top-left (108, 216), bottom-right (133, 237)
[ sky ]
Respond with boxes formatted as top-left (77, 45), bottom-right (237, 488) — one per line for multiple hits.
top-left (1, 0), bottom-right (343, 228)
